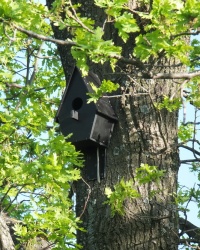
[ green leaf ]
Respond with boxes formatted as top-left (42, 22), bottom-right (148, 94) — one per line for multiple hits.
top-left (87, 80), bottom-right (119, 103)
top-left (135, 163), bottom-right (165, 184)
top-left (104, 179), bottom-right (140, 216)
top-left (115, 12), bottom-right (140, 42)
top-left (178, 123), bottom-right (194, 142)
top-left (155, 96), bottom-right (182, 112)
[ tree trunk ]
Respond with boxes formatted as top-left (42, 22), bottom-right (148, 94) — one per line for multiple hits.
top-left (46, 0), bottom-right (180, 249)
top-left (0, 215), bottom-right (15, 250)
top-left (75, 84), bottom-right (179, 250)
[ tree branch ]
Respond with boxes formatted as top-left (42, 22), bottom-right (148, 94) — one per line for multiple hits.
top-left (179, 217), bottom-right (200, 240)
top-left (29, 42), bottom-right (44, 85)
top-left (79, 178), bottom-right (91, 219)
top-left (10, 23), bottom-right (147, 69)
top-left (173, 29), bottom-right (200, 39)
top-left (12, 24), bottom-right (76, 46)
top-left (153, 71), bottom-right (200, 80)
top-left (4, 82), bottom-right (23, 89)
top-left (112, 55), bottom-right (146, 69)
top-left (179, 145), bottom-right (200, 157)
top-left (180, 159), bottom-right (200, 164)
top-left (178, 139), bottom-right (200, 147)
top-left (179, 238), bottom-right (200, 245)
top-left (184, 122), bottom-right (200, 126)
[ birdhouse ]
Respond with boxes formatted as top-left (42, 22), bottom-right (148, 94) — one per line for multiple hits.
top-left (55, 67), bottom-right (118, 180)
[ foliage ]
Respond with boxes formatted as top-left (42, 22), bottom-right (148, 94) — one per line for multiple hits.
top-left (104, 179), bottom-right (140, 216)
top-left (87, 80), bottom-right (119, 103)
top-left (178, 123), bottom-right (194, 142)
top-left (95, 0), bottom-right (140, 42)
top-left (104, 164), bottom-right (165, 216)
top-left (1, 0), bottom-right (200, 249)
top-left (71, 27), bottom-right (122, 74)
top-left (47, 0), bottom-right (200, 69)
top-left (135, 163), bottom-right (165, 184)
top-left (0, 1), bottom-right (83, 248)
top-left (155, 96), bottom-right (182, 112)
top-left (187, 78), bottom-right (200, 109)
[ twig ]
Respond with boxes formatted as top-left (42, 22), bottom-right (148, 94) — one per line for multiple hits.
top-left (193, 108), bottom-right (199, 160)
top-left (26, 41), bottom-right (31, 86)
top-left (79, 178), bottom-right (91, 219)
top-left (127, 74), bottom-right (148, 92)
top-left (3, 22), bottom-right (16, 42)
top-left (29, 42), bottom-right (44, 85)
top-left (102, 92), bottom-right (148, 98)
top-left (5, 185), bottom-right (28, 212)
top-left (68, 0), bottom-right (94, 34)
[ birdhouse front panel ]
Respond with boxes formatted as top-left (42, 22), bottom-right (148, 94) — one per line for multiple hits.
top-left (56, 68), bottom-right (97, 145)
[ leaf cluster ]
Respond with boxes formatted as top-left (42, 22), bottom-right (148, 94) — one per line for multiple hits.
top-left (87, 80), bottom-right (119, 103)
top-left (104, 164), bottom-right (165, 216)
top-left (135, 163), bottom-right (165, 184)
top-left (178, 123), bottom-right (194, 142)
top-left (155, 95), bottom-right (182, 112)
top-left (104, 179), bottom-right (140, 216)
top-left (0, 2), bottom-right (83, 248)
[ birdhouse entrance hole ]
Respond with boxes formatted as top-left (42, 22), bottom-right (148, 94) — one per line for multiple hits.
top-left (72, 97), bottom-right (83, 110)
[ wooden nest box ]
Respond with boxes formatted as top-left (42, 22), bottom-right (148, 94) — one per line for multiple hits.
top-left (55, 67), bottom-right (118, 181)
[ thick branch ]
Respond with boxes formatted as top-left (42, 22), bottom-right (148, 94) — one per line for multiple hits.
top-left (112, 55), bottom-right (146, 69)
top-left (12, 24), bottom-right (76, 46)
top-left (153, 71), bottom-right (200, 80)
top-left (4, 82), bottom-right (23, 89)
top-left (180, 159), bottom-right (200, 164)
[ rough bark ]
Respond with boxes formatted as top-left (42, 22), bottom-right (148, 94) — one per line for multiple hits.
top-left (76, 91), bottom-right (179, 250)
top-left (74, 73), bottom-right (180, 249)
top-left (0, 215), bottom-right (15, 250)
top-left (46, 0), bottom-right (180, 249)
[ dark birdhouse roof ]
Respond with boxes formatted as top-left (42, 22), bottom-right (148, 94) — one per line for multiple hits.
top-left (55, 67), bottom-right (118, 122)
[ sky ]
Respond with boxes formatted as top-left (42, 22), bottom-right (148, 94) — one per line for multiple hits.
top-left (178, 102), bottom-right (200, 227)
